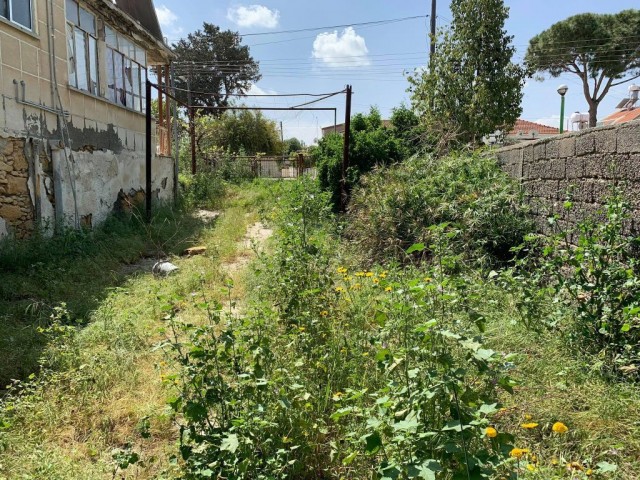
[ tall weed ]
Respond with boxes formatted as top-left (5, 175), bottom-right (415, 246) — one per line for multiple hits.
top-left (346, 152), bottom-right (533, 267)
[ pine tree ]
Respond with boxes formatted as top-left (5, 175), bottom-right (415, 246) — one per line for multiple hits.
top-left (410, 0), bottom-right (525, 145)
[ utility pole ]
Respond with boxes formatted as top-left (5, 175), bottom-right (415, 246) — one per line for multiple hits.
top-left (430, 0), bottom-right (437, 59)
top-left (188, 65), bottom-right (196, 174)
top-left (170, 63), bottom-right (179, 202)
top-left (341, 85), bottom-right (352, 212)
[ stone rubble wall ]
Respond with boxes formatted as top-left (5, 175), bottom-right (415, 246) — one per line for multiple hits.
top-left (494, 120), bottom-right (640, 234)
top-left (0, 138), bottom-right (34, 238)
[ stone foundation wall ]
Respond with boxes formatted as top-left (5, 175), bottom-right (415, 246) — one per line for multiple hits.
top-left (0, 138), bottom-right (34, 238)
top-left (495, 120), bottom-right (640, 234)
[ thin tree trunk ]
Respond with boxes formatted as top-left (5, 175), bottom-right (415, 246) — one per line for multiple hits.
top-left (588, 101), bottom-right (599, 128)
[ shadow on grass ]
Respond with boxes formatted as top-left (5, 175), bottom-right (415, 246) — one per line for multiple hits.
top-left (0, 206), bottom-right (212, 389)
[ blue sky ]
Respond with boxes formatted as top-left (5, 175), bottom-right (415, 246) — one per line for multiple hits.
top-left (154, 0), bottom-right (640, 144)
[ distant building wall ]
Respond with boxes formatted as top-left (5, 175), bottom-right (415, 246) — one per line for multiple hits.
top-left (494, 121), bottom-right (640, 234)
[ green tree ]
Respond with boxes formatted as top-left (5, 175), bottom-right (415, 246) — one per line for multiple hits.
top-left (315, 107), bottom-right (404, 209)
top-left (525, 10), bottom-right (640, 127)
top-left (195, 110), bottom-right (283, 156)
top-left (284, 137), bottom-right (305, 154)
top-left (173, 23), bottom-right (261, 110)
top-left (409, 0), bottom-right (525, 145)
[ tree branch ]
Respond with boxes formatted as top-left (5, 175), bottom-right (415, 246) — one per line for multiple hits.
top-left (611, 74), bottom-right (640, 87)
top-left (596, 77), bottom-right (615, 103)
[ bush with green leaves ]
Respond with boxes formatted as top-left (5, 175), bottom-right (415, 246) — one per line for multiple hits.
top-left (514, 190), bottom-right (640, 379)
top-left (346, 152), bottom-right (533, 267)
top-left (315, 107), bottom-right (406, 210)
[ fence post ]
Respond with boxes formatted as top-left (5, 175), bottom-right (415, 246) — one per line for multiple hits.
top-left (298, 153), bottom-right (304, 177)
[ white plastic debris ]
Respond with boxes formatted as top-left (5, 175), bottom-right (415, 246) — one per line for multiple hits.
top-left (152, 261), bottom-right (179, 276)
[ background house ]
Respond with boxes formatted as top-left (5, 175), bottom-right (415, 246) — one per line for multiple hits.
top-left (321, 120), bottom-right (391, 137)
top-left (0, 0), bottom-right (174, 239)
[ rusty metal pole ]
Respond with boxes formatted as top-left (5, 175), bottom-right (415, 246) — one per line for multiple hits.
top-left (145, 79), bottom-right (152, 222)
top-left (340, 85), bottom-right (352, 211)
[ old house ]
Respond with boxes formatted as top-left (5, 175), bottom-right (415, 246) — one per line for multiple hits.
top-left (0, 0), bottom-right (175, 239)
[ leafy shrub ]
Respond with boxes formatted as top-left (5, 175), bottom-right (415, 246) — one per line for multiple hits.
top-left (346, 152), bottom-right (533, 266)
top-left (315, 107), bottom-right (406, 210)
top-left (521, 191), bottom-right (640, 378)
top-left (179, 172), bottom-right (226, 209)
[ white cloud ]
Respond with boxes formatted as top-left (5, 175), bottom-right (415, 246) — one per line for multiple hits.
top-left (312, 27), bottom-right (370, 68)
top-left (155, 5), bottom-right (183, 40)
top-left (155, 5), bottom-right (178, 28)
top-left (227, 5), bottom-right (280, 29)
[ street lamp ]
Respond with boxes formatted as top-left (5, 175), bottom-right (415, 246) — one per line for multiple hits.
top-left (557, 84), bottom-right (568, 133)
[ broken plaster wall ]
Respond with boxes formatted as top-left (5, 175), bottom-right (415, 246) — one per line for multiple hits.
top-left (0, 136), bottom-right (35, 238)
top-left (52, 148), bottom-right (174, 229)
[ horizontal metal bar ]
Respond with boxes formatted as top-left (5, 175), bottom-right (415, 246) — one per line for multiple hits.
top-left (13, 80), bottom-right (70, 117)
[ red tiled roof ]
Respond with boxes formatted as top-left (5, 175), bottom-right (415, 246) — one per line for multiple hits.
top-left (509, 119), bottom-right (560, 135)
top-left (601, 108), bottom-right (640, 126)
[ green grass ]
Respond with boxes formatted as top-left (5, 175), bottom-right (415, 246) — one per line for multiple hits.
top-left (462, 277), bottom-right (640, 479)
top-left (0, 181), bottom-right (272, 479)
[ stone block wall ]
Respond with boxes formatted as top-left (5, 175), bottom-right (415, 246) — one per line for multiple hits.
top-left (495, 120), bottom-right (640, 234)
top-left (0, 137), bottom-right (34, 238)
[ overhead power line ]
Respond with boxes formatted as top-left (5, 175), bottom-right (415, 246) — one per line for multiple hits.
top-left (239, 15), bottom-right (427, 36)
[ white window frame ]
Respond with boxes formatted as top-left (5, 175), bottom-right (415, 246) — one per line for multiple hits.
top-left (0, 0), bottom-right (34, 30)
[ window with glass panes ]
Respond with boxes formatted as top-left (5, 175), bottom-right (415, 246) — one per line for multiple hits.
top-left (105, 26), bottom-right (147, 113)
top-left (66, 0), bottom-right (98, 95)
top-left (0, 0), bottom-right (33, 29)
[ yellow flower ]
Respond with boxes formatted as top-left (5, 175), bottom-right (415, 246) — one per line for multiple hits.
top-left (524, 413), bottom-right (533, 421)
top-left (424, 277), bottom-right (432, 283)
top-left (552, 422), bottom-right (569, 434)
top-left (337, 267), bottom-right (348, 274)
top-left (385, 286), bottom-right (393, 292)
top-left (298, 326), bottom-right (306, 332)
top-left (521, 422), bottom-right (539, 429)
top-left (526, 464), bottom-right (536, 472)
top-left (551, 457), bottom-right (559, 466)
top-left (335, 286), bottom-right (345, 293)
top-left (352, 283), bottom-right (362, 290)
top-left (586, 469), bottom-right (593, 476)
top-left (365, 272), bottom-right (374, 277)
top-left (372, 278), bottom-right (380, 284)
top-left (320, 310), bottom-right (329, 317)
top-left (344, 276), bottom-right (353, 282)
top-left (355, 272), bottom-right (365, 277)
top-left (332, 391), bottom-right (344, 401)
top-left (379, 272), bottom-right (387, 279)
top-left (485, 427), bottom-right (498, 438)
top-left (509, 448), bottom-right (530, 459)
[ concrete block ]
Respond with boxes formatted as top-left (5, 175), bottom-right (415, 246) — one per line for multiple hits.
top-left (618, 154), bottom-right (640, 181)
top-left (534, 142), bottom-right (546, 161)
top-left (559, 137), bottom-right (576, 158)
top-left (546, 139), bottom-right (560, 159)
top-left (591, 180), bottom-right (613, 204)
top-left (576, 131), bottom-right (596, 156)
top-left (617, 122), bottom-right (640, 153)
top-left (593, 129), bottom-right (617, 153)
top-left (583, 154), bottom-right (617, 179)
top-left (522, 144), bottom-right (534, 164)
top-left (565, 157), bottom-right (584, 179)
top-left (548, 159), bottom-right (566, 179)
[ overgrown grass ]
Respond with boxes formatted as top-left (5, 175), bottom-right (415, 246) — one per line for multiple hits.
top-left (0, 206), bottom-right (203, 388)
top-left (0, 181), bottom-right (272, 479)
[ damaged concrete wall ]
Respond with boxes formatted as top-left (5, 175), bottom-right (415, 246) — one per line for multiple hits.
top-left (0, 0), bottom-right (176, 239)
top-left (494, 120), bottom-right (640, 234)
top-left (52, 148), bottom-right (174, 229)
